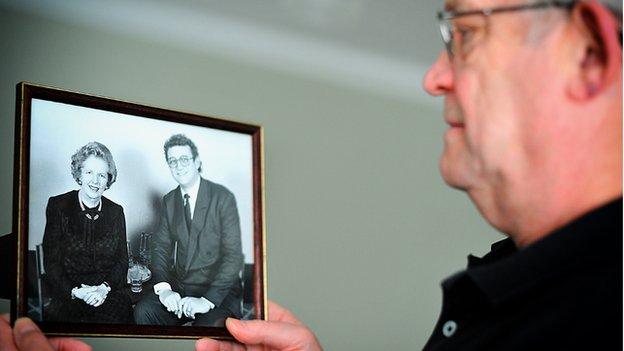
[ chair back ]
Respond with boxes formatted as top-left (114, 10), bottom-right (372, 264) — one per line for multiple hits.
top-left (26, 244), bottom-right (46, 321)
top-left (35, 244), bottom-right (45, 276)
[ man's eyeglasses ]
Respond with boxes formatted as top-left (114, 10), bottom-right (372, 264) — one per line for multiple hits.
top-left (167, 156), bottom-right (193, 168)
top-left (437, 1), bottom-right (576, 60)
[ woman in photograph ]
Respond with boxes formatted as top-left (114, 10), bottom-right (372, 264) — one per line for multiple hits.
top-left (42, 141), bottom-right (132, 323)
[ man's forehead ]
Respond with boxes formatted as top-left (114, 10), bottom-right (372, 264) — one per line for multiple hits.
top-left (167, 145), bottom-right (193, 157)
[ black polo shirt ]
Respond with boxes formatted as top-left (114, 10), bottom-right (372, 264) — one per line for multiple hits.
top-left (423, 198), bottom-right (622, 350)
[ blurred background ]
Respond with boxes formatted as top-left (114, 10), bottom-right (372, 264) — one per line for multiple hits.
top-left (0, 1), bottom-right (501, 349)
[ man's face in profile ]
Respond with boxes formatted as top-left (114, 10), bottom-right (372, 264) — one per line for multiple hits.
top-left (423, 0), bottom-right (570, 229)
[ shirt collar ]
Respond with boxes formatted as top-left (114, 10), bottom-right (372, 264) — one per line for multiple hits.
top-left (179, 177), bottom-right (201, 200)
top-left (447, 197), bottom-right (622, 306)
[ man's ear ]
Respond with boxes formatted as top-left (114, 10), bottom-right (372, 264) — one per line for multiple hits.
top-left (567, 1), bottom-right (621, 100)
top-left (195, 157), bottom-right (202, 172)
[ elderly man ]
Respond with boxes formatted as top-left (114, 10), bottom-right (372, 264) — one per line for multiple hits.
top-left (0, 0), bottom-right (620, 350)
top-left (195, 0), bottom-right (621, 349)
top-left (418, 0), bottom-right (621, 348)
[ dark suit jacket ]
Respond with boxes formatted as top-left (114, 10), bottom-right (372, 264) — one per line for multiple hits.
top-left (151, 178), bottom-right (243, 311)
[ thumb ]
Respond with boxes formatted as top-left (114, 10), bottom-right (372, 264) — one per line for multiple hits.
top-left (226, 318), bottom-right (319, 350)
top-left (13, 318), bottom-right (54, 351)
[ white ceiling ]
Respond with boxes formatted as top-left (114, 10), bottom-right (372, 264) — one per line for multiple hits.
top-left (0, 0), bottom-right (445, 104)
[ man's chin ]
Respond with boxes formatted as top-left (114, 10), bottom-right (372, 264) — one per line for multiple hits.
top-left (174, 176), bottom-right (188, 185)
top-left (439, 164), bottom-right (470, 191)
top-left (442, 177), bottom-right (469, 191)
top-left (176, 176), bottom-right (197, 188)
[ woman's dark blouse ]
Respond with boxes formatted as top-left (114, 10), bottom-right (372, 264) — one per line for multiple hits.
top-left (42, 190), bottom-right (131, 323)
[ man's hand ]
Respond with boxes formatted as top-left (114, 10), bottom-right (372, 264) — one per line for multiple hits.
top-left (158, 289), bottom-right (182, 318)
top-left (179, 297), bottom-right (214, 319)
top-left (0, 314), bottom-right (91, 351)
top-left (195, 301), bottom-right (322, 351)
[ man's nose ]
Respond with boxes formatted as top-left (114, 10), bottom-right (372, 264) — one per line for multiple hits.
top-left (423, 51), bottom-right (453, 96)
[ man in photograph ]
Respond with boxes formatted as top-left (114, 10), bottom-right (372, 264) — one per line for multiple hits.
top-left (134, 134), bottom-right (244, 327)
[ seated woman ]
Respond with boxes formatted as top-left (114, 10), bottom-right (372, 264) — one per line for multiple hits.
top-left (42, 142), bottom-right (132, 323)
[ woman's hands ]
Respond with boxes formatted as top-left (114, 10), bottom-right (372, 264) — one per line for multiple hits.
top-left (72, 283), bottom-right (110, 307)
top-left (71, 285), bottom-right (96, 300)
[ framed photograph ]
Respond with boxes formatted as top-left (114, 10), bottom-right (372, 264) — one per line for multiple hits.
top-left (11, 82), bottom-right (266, 339)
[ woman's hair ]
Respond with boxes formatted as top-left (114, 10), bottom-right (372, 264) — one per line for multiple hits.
top-left (70, 142), bottom-right (118, 188)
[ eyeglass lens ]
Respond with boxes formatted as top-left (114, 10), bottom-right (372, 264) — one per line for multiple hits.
top-left (167, 156), bottom-right (191, 168)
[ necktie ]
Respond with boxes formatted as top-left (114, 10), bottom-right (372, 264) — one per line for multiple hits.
top-left (184, 193), bottom-right (192, 235)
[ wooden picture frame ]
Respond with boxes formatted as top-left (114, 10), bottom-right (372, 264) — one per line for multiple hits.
top-left (11, 82), bottom-right (266, 339)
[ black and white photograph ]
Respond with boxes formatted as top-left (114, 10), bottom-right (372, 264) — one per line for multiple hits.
top-left (13, 83), bottom-right (265, 339)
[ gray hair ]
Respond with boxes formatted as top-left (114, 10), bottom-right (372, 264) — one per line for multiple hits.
top-left (526, 0), bottom-right (622, 46)
top-left (70, 141), bottom-right (118, 188)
